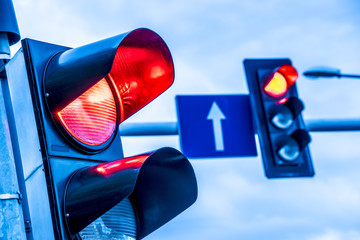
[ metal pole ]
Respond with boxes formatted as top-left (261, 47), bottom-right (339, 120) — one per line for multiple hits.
top-left (303, 67), bottom-right (360, 79)
top-left (338, 74), bottom-right (360, 79)
top-left (0, 1), bottom-right (26, 238)
top-left (305, 119), bottom-right (360, 132)
top-left (119, 122), bottom-right (178, 136)
top-left (119, 119), bottom-right (360, 136)
top-left (0, 76), bottom-right (26, 239)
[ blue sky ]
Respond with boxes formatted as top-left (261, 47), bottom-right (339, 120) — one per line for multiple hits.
top-left (10, 0), bottom-right (360, 239)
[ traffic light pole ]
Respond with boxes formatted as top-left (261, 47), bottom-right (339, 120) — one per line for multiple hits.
top-left (0, 1), bottom-right (29, 239)
top-left (0, 75), bottom-right (27, 240)
top-left (305, 119), bottom-right (360, 132)
top-left (119, 119), bottom-right (360, 136)
top-left (120, 122), bottom-right (178, 136)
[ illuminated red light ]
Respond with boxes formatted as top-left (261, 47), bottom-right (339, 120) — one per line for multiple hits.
top-left (57, 78), bottom-right (117, 146)
top-left (264, 65), bottom-right (298, 98)
top-left (56, 29), bottom-right (174, 148)
top-left (264, 72), bottom-right (288, 97)
top-left (96, 153), bottom-right (150, 176)
top-left (108, 29), bottom-right (174, 122)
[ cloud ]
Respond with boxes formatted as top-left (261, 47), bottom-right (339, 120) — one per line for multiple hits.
top-left (309, 229), bottom-right (360, 240)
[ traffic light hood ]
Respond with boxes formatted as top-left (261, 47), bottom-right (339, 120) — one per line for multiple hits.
top-left (64, 147), bottom-right (198, 238)
top-left (39, 28), bottom-right (175, 151)
top-left (44, 28), bottom-right (175, 122)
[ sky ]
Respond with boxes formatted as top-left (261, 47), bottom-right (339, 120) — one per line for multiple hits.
top-left (9, 0), bottom-right (360, 239)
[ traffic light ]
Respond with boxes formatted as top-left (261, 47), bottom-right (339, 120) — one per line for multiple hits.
top-left (243, 59), bottom-right (314, 178)
top-left (4, 28), bottom-right (197, 239)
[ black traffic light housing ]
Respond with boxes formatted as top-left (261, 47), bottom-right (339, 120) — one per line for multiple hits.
top-left (244, 59), bottom-right (314, 178)
top-left (3, 29), bottom-right (197, 240)
top-left (62, 147), bottom-right (197, 239)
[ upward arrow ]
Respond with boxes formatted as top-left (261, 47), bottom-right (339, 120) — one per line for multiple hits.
top-left (207, 102), bottom-right (226, 151)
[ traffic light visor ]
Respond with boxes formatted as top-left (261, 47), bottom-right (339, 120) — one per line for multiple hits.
top-left (44, 28), bottom-right (174, 150)
top-left (278, 64), bottom-right (298, 85)
top-left (64, 147), bottom-right (197, 238)
top-left (108, 29), bottom-right (175, 122)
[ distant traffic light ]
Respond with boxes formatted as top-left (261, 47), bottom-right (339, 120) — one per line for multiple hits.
top-left (244, 59), bottom-right (314, 178)
top-left (4, 28), bottom-right (197, 239)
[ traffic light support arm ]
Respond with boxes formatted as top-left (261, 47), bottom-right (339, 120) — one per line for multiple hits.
top-left (305, 119), bottom-right (360, 132)
top-left (338, 74), bottom-right (360, 78)
top-left (119, 119), bottom-right (360, 136)
top-left (119, 122), bottom-right (178, 136)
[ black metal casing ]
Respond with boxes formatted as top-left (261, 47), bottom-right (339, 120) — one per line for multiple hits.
top-left (22, 36), bottom-right (128, 240)
top-left (21, 32), bottom-right (197, 240)
top-left (64, 147), bottom-right (197, 239)
top-left (244, 59), bottom-right (314, 178)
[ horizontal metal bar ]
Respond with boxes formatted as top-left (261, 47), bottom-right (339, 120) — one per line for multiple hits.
top-left (119, 122), bottom-right (178, 136)
top-left (119, 119), bottom-right (360, 137)
top-left (339, 74), bottom-right (360, 79)
top-left (305, 119), bottom-right (360, 132)
top-left (0, 192), bottom-right (21, 201)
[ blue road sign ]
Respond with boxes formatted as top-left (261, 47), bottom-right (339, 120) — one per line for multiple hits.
top-left (176, 95), bottom-right (257, 158)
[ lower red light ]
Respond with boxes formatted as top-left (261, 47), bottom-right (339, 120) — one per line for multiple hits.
top-left (57, 78), bottom-right (117, 146)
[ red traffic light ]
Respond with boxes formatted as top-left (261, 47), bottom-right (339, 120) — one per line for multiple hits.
top-left (244, 59), bottom-right (314, 178)
top-left (18, 29), bottom-right (197, 240)
top-left (264, 64), bottom-right (298, 98)
top-left (57, 78), bottom-right (117, 146)
top-left (44, 28), bottom-right (174, 151)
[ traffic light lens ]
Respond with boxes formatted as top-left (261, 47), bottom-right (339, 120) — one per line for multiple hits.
top-left (264, 72), bottom-right (288, 97)
top-left (278, 138), bottom-right (300, 161)
top-left (79, 198), bottom-right (137, 240)
top-left (271, 106), bottom-right (293, 129)
top-left (57, 78), bottom-right (117, 146)
top-left (108, 29), bottom-right (174, 122)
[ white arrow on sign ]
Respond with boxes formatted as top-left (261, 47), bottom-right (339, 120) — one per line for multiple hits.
top-left (207, 101), bottom-right (226, 151)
